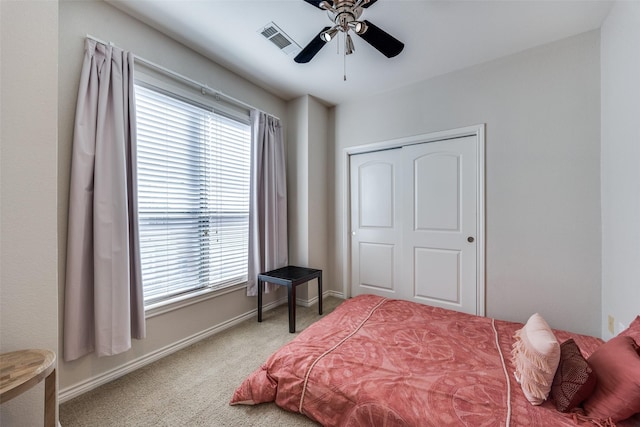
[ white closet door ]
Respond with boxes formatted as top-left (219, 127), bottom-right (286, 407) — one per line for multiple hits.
top-left (350, 148), bottom-right (403, 298)
top-left (350, 135), bottom-right (479, 314)
top-left (401, 136), bottom-right (477, 314)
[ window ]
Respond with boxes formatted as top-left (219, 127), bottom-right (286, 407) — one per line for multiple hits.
top-left (134, 83), bottom-right (251, 307)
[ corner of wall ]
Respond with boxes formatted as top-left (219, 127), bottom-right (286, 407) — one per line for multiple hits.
top-left (599, 0), bottom-right (640, 339)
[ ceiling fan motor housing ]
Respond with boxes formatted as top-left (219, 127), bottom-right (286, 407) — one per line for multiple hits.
top-left (329, 1), bottom-right (364, 30)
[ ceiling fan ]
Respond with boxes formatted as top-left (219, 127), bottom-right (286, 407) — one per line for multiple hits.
top-left (294, 0), bottom-right (405, 64)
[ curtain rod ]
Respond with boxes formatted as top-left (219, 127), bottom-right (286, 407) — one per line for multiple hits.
top-left (85, 34), bottom-right (281, 121)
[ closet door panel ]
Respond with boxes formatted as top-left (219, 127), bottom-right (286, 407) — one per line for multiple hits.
top-left (413, 153), bottom-right (460, 232)
top-left (350, 149), bottom-right (403, 298)
top-left (403, 136), bottom-right (477, 314)
top-left (413, 247), bottom-right (461, 304)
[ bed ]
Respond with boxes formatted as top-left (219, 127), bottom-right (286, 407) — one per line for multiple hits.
top-left (230, 294), bottom-right (640, 426)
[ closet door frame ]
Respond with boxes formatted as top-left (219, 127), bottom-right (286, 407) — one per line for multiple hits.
top-left (342, 124), bottom-right (486, 315)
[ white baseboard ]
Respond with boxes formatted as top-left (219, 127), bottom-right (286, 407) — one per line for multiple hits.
top-left (58, 296), bottom-right (287, 403)
top-left (326, 289), bottom-right (345, 299)
top-left (60, 291), bottom-right (345, 403)
top-left (295, 289), bottom-right (344, 307)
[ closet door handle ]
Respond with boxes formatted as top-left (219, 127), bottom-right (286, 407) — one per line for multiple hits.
top-left (467, 236), bottom-right (474, 243)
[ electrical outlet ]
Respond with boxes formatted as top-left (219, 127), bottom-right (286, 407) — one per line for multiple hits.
top-left (608, 315), bottom-right (615, 334)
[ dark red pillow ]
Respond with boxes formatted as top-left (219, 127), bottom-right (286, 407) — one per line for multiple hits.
top-left (550, 339), bottom-right (597, 412)
top-left (582, 335), bottom-right (640, 422)
top-left (619, 316), bottom-right (640, 343)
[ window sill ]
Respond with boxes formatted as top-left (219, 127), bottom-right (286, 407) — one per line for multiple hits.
top-left (145, 283), bottom-right (247, 319)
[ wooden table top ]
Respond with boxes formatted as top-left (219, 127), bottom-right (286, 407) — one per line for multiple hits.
top-left (0, 349), bottom-right (56, 403)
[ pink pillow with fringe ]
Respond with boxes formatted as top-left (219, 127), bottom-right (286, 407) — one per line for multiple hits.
top-left (512, 313), bottom-right (561, 405)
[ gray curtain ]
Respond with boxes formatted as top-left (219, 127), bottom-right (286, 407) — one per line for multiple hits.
top-left (64, 39), bottom-right (145, 362)
top-left (247, 111), bottom-right (288, 296)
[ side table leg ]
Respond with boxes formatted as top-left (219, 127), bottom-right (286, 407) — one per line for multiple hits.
top-left (44, 368), bottom-right (56, 427)
top-left (257, 279), bottom-right (263, 323)
top-left (288, 284), bottom-right (296, 333)
top-left (318, 273), bottom-right (323, 315)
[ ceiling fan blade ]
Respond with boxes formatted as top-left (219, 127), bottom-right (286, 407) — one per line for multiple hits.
top-left (302, 0), bottom-right (333, 9)
top-left (361, 0), bottom-right (378, 8)
top-left (294, 27), bottom-right (332, 63)
top-left (357, 20), bottom-right (404, 58)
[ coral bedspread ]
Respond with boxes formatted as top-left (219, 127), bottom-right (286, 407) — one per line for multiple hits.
top-left (230, 295), bottom-right (608, 426)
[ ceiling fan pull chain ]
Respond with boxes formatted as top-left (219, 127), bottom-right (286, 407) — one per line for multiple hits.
top-left (344, 33), bottom-right (347, 81)
top-left (344, 55), bottom-right (347, 81)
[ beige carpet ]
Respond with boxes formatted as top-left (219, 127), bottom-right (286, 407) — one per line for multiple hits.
top-left (60, 297), bottom-right (343, 426)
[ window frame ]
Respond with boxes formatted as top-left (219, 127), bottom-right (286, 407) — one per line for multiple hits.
top-left (134, 70), bottom-right (252, 315)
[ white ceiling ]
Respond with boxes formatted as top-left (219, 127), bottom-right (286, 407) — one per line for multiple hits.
top-left (108, 0), bottom-right (613, 106)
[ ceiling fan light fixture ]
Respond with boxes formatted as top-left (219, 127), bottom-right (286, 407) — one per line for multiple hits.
top-left (320, 27), bottom-right (339, 42)
top-left (352, 21), bottom-right (368, 34)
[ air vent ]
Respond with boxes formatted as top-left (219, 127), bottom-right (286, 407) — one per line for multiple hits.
top-left (258, 22), bottom-right (301, 56)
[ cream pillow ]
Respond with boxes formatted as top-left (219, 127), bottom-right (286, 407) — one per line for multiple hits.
top-left (512, 313), bottom-right (561, 405)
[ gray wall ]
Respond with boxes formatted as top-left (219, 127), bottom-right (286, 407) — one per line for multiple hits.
top-left (307, 96), bottom-right (330, 296)
top-left (332, 31), bottom-right (602, 336)
top-left (0, 1), bottom-right (59, 425)
top-left (601, 1), bottom-right (640, 338)
top-left (286, 95), bottom-right (330, 301)
top-left (57, 0), bottom-right (289, 397)
top-left (286, 96), bottom-right (310, 271)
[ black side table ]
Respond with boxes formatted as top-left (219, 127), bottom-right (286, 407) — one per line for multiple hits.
top-left (257, 265), bottom-right (323, 333)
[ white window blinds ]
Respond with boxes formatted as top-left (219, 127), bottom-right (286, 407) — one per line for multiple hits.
top-left (134, 83), bottom-right (251, 306)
